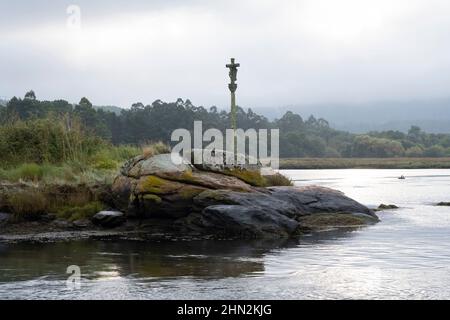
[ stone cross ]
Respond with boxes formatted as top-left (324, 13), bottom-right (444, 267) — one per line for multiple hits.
top-left (226, 58), bottom-right (240, 93)
top-left (226, 58), bottom-right (240, 133)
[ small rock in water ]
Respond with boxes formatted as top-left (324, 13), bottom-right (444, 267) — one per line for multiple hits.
top-left (92, 211), bottom-right (126, 228)
top-left (436, 202), bottom-right (450, 206)
top-left (377, 204), bottom-right (399, 210)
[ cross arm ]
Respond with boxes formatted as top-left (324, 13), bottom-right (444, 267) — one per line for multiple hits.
top-left (226, 63), bottom-right (240, 68)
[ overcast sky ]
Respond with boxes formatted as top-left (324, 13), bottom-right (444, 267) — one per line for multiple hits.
top-left (1, 0), bottom-right (450, 110)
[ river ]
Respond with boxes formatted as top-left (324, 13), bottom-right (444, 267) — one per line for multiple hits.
top-left (1, 169), bottom-right (450, 299)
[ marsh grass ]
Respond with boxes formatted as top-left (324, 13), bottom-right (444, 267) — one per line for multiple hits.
top-left (6, 183), bottom-right (105, 221)
top-left (0, 117), bottom-right (167, 221)
top-left (0, 144), bottom-right (142, 184)
top-left (55, 201), bottom-right (104, 221)
top-left (142, 141), bottom-right (170, 158)
top-left (8, 190), bottom-right (49, 219)
top-left (280, 157), bottom-right (450, 169)
top-left (263, 172), bottom-right (293, 186)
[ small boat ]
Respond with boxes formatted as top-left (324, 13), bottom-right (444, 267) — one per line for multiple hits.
top-left (398, 175), bottom-right (406, 180)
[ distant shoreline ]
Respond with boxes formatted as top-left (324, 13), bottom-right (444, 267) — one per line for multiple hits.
top-left (279, 158), bottom-right (450, 169)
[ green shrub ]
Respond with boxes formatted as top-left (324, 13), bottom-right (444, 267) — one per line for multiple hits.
top-left (56, 201), bottom-right (104, 221)
top-left (16, 163), bottom-right (44, 181)
top-left (0, 116), bottom-right (104, 166)
top-left (90, 149), bottom-right (118, 170)
top-left (66, 160), bottom-right (89, 174)
top-left (0, 168), bottom-right (13, 181)
top-left (93, 159), bottom-right (118, 170)
top-left (110, 145), bottom-right (141, 161)
top-left (0, 169), bottom-right (5, 180)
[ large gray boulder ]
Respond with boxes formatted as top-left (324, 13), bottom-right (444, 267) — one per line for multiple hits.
top-left (178, 186), bottom-right (377, 238)
top-left (192, 186), bottom-right (376, 218)
top-left (111, 153), bottom-right (378, 238)
top-left (186, 205), bottom-right (300, 238)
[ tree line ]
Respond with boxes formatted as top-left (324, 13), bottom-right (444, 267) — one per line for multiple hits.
top-left (2, 90), bottom-right (450, 158)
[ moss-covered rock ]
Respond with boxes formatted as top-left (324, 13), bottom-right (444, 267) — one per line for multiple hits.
top-left (136, 175), bottom-right (182, 195)
top-left (142, 194), bottom-right (162, 203)
top-left (223, 168), bottom-right (267, 186)
top-left (129, 175), bottom-right (207, 219)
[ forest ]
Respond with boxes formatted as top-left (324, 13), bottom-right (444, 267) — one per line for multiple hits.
top-left (2, 90), bottom-right (450, 164)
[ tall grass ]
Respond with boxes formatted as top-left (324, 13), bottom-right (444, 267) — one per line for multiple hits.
top-left (8, 190), bottom-right (49, 220)
top-left (0, 115), bottom-right (103, 166)
top-left (6, 184), bottom-right (105, 221)
top-left (0, 163), bottom-right (45, 182)
top-left (0, 116), bottom-right (143, 183)
top-left (141, 141), bottom-right (171, 158)
top-left (263, 173), bottom-right (293, 186)
top-left (0, 117), bottom-right (166, 220)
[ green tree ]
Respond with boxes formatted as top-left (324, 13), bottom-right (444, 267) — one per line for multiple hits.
top-left (405, 146), bottom-right (424, 157)
top-left (424, 145), bottom-right (445, 157)
top-left (24, 90), bottom-right (36, 100)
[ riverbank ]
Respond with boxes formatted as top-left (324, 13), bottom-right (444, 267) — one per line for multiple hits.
top-left (0, 213), bottom-right (376, 243)
top-left (0, 218), bottom-right (215, 243)
top-left (0, 152), bottom-right (380, 242)
top-left (280, 157), bottom-right (450, 169)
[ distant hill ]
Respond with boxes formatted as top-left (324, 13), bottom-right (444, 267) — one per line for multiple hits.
top-left (93, 105), bottom-right (123, 115)
top-left (260, 98), bottom-right (450, 134)
top-left (332, 119), bottom-right (450, 134)
top-left (92, 99), bottom-right (450, 133)
top-left (0, 99), bottom-right (8, 107)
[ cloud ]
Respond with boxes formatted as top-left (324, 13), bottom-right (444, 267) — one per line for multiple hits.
top-left (1, 0), bottom-right (450, 110)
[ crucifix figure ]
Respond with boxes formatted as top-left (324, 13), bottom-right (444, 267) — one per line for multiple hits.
top-left (226, 58), bottom-right (240, 89)
top-left (226, 58), bottom-right (240, 133)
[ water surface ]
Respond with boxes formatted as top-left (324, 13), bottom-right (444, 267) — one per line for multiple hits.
top-left (1, 169), bottom-right (450, 299)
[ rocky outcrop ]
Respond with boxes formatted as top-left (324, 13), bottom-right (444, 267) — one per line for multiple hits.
top-left (111, 153), bottom-right (260, 219)
top-left (110, 153), bottom-right (378, 239)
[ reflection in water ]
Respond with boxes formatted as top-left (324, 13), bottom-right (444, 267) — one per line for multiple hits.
top-left (0, 239), bottom-right (290, 282)
top-left (0, 231), bottom-right (361, 283)
top-left (1, 169), bottom-right (450, 299)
